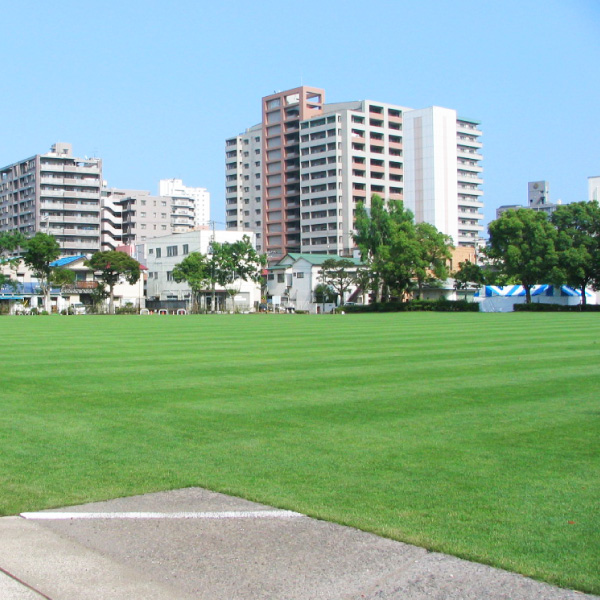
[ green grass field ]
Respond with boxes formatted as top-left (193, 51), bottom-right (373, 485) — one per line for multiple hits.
top-left (0, 313), bottom-right (598, 593)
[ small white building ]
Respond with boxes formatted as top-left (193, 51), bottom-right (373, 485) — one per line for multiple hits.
top-left (141, 229), bottom-right (260, 312)
top-left (266, 253), bottom-right (362, 313)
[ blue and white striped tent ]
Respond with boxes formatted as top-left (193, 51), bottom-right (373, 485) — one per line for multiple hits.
top-left (475, 285), bottom-right (594, 298)
top-left (475, 285), bottom-right (596, 312)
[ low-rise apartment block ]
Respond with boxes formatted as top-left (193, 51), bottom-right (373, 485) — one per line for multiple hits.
top-left (101, 186), bottom-right (196, 250)
top-left (141, 229), bottom-right (260, 311)
top-left (159, 179), bottom-right (210, 229)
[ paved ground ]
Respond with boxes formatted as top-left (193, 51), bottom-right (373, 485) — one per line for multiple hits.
top-left (0, 487), bottom-right (596, 600)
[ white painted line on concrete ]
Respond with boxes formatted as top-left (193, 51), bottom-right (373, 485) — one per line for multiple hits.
top-left (20, 510), bottom-right (305, 520)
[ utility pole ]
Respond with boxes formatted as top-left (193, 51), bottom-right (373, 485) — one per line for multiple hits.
top-left (210, 220), bottom-right (216, 313)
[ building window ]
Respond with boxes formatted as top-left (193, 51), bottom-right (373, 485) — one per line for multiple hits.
top-left (183, 244), bottom-right (189, 255)
top-left (155, 248), bottom-right (161, 258)
top-left (295, 272), bottom-right (304, 279)
top-left (277, 273), bottom-right (284, 283)
top-left (167, 245), bottom-right (178, 257)
top-left (166, 271), bottom-right (173, 281)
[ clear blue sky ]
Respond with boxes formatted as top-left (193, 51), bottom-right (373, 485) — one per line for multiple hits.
top-left (2, 0), bottom-right (599, 230)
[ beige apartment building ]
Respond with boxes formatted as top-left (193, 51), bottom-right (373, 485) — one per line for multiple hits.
top-left (0, 143), bottom-right (102, 255)
top-left (226, 86), bottom-right (484, 260)
top-left (101, 186), bottom-right (196, 250)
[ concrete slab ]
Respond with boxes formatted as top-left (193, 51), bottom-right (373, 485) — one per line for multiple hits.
top-left (0, 570), bottom-right (47, 600)
top-left (0, 487), bottom-right (597, 600)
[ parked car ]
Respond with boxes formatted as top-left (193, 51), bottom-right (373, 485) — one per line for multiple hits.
top-left (71, 303), bottom-right (86, 315)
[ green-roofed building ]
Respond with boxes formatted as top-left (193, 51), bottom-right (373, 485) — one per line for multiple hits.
top-left (266, 253), bottom-right (363, 313)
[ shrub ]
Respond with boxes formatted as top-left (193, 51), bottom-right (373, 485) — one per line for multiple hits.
top-left (340, 299), bottom-right (478, 313)
top-left (514, 303), bottom-right (600, 312)
top-left (115, 303), bottom-right (139, 315)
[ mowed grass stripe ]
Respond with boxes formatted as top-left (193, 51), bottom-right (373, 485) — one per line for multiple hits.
top-left (0, 313), bottom-right (598, 593)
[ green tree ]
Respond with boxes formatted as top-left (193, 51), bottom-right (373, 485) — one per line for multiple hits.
top-left (0, 231), bottom-right (25, 289)
top-left (551, 201), bottom-right (600, 306)
top-left (453, 260), bottom-right (486, 298)
top-left (172, 252), bottom-right (211, 312)
top-left (88, 282), bottom-right (109, 314)
top-left (86, 251), bottom-right (141, 315)
top-left (22, 233), bottom-right (62, 312)
top-left (319, 258), bottom-right (357, 306)
top-left (207, 236), bottom-right (265, 312)
top-left (353, 266), bottom-right (374, 304)
top-left (487, 208), bottom-right (562, 304)
top-left (313, 283), bottom-right (337, 313)
top-left (412, 222), bottom-right (453, 299)
top-left (353, 195), bottom-right (416, 301)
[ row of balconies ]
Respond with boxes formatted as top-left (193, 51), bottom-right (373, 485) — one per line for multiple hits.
top-left (457, 148), bottom-right (483, 161)
top-left (40, 189), bottom-right (99, 199)
top-left (47, 226), bottom-right (100, 236)
top-left (457, 173), bottom-right (484, 185)
top-left (40, 164), bottom-right (100, 175)
top-left (58, 239), bottom-right (101, 250)
top-left (40, 176), bottom-right (100, 187)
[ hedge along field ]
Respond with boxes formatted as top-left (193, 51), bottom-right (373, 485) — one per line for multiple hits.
top-left (0, 313), bottom-right (598, 594)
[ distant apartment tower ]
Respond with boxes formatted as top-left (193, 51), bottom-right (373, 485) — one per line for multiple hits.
top-left (404, 108), bottom-right (484, 245)
top-left (528, 180), bottom-right (550, 208)
top-left (159, 178), bottom-right (210, 229)
top-left (589, 176), bottom-right (600, 202)
top-left (226, 86), bottom-right (484, 260)
top-left (225, 124), bottom-right (263, 248)
top-left (496, 180), bottom-right (561, 219)
top-left (101, 187), bottom-right (195, 250)
top-left (0, 143), bottom-right (102, 255)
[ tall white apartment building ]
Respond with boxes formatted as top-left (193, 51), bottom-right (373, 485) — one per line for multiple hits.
top-left (225, 124), bottom-right (264, 250)
top-left (0, 143), bottom-right (102, 255)
top-left (226, 86), bottom-right (484, 260)
top-left (403, 107), bottom-right (484, 245)
top-left (159, 178), bottom-right (210, 229)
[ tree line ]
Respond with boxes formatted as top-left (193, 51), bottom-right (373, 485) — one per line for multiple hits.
top-left (172, 235), bottom-right (265, 312)
top-left (0, 232), bottom-right (140, 314)
top-left (456, 201), bottom-right (600, 305)
top-left (318, 196), bottom-right (600, 307)
top-left (3, 197), bottom-right (598, 312)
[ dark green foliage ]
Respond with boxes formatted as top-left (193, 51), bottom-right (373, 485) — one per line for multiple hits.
top-left (453, 260), bottom-right (486, 290)
top-left (487, 209), bottom-right (563, 303)
top-left (341, 298), bottom-right (479, 312)
top-left (319, 258), bottom-right (357, 305)
top-left (353, 195), bottom-right (453, 300)
top-left (85, 251), bottom-right (141, 315)
top-left (172, 252), bottom-right (211, 312)
top-left (173, 236), bottom-right (265, 312)
top-left (551, 201), bottom-right (600, 306)
top-left (0, 231), bottom-right (26, 288)
top-left (22, 233), bottom-right (62, 312)
top-left (313, 283), bottom-right (337, 304)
